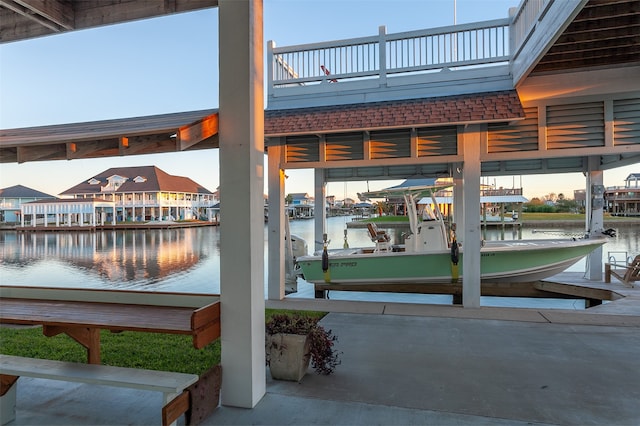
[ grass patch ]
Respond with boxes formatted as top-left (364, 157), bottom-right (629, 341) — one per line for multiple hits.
top-left (363, 215), bottom-right (409, 223)
top-left (0, 309), bottom-right (326, 375)
top-left (265, 309), bottom-right (326, 321)
top-left (0, 327), bottom-right (220, 375)
top-left (520, 213), bottom-right (636, 221)
top-left (521, 212), bottom-right (585, 221)
top-left (357, 213), bottom-right (637, 223)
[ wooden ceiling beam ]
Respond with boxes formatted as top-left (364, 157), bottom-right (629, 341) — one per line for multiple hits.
top-left (16, 0), bottom-right (74, 29)
top-left (178, 114), bottom-right (219, 151)
top-left (66, 139), bottom-right (120, 160)
top-left (535, 51), bottom-right (640, 72)
top-left (574, 1), bottom-right (639, 21)
top-left (17, 144), bottom-right (66, 163)
top-left (0, 0), bottom-right (73, 32)
top-left (119, 134), bottom-right (177, 155)
top-left (0, 148), bottom-right (17, 163)
top-left (0, 0), bottom-right (217, 43)
top-left (552, 28), bottom-right (639, 46)
top-left (561, 15), bottom-right (639, 34)
top-left (541, 38), bottom-right (639, 57)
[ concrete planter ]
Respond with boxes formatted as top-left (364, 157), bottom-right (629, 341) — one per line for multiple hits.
top-left (267, 333), bottom-right (311, 382)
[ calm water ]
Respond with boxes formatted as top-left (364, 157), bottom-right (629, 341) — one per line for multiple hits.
top-left (1, 217), bottom-right (638, 309)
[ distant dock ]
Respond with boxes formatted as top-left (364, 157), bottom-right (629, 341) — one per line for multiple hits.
top-left (9, 220), bottom-right (218, 232)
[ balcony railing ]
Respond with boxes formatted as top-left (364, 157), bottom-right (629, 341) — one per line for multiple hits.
top-left (269, 18), bottom-right (510, 92)
top-left (267, 0), bottom-right (562, 107)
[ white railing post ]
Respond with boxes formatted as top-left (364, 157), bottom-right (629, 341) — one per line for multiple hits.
top-left (508, 6), bottom-right (517, 59)
top-left (378, 25), bottom-right (387, 87)
top-left (267, 40), bottom-right (275, 100)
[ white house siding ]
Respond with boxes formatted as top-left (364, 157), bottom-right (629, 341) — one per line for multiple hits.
top-left (20, 199), bottom-right (116, 227)
top-left (70, 191), bottom-right (216, 222)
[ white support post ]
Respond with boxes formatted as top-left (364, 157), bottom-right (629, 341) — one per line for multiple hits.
top-left (461, 125), bottom-right (482, 308)
top-left (314, 169), bottom-right (327, 253)
top-left (586, 159), bottom-right (604, 281)
top-left (268, 141), bottom-right (286, 300)
top-left (452, 161), bottom-right (464, 234)
top-left (219, 0), bottom-right (266, 408)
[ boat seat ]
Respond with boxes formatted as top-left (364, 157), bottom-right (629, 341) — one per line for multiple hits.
top-left (366, 223), bottom-right (391, 252)
top-left (605, 255), bottom-right (640, 288)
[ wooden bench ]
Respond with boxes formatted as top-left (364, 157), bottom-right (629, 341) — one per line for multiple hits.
top-left (0, 354), bottom-right (198, 426)
top-left (0, 287), bottom-right (221, 364)
top-left (605, 255), bottom-right (640, 288)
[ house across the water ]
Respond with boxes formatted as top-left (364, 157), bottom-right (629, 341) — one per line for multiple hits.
top-left (605, 173), bottom-right (640, 217)
top-left (0, 185), bottom-right (57, 224)
top-left (17, 166), bottom-right (217, 228)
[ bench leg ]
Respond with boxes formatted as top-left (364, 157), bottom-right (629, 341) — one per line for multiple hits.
top-left (0, 376), bottom-right (18, 426)
top-left (43, 326), bottom-right (101, 364)
top-left (162, 390), bottom-right (190, 426)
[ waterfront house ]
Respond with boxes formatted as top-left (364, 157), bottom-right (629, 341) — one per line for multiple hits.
top-left (59, 166), bottom-right (217, 223)
top-left (286, 192), bottom-right (314, 219)
top-left (0, 185), bottom-right (57, 223)
top-left (606, 173), bottom-right (640, 217)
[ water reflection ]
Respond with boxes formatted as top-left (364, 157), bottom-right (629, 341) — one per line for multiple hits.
top-left (0, 228), bottom-right (219, 288)
top-left (0, 220), bottom-right (637, 295)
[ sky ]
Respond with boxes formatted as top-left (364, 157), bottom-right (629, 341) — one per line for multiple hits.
top-left (0, 0), bottom-right (636, 201)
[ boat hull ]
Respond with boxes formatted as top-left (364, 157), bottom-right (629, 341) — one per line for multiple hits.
top-left (296, 238), bottom-right (606, 285)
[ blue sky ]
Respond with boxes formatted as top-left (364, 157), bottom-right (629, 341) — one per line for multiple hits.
top-left (0, 0), bottom-right (636, 200)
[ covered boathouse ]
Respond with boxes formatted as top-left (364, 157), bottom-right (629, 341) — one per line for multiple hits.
top-left (1, 0), bottom-right (639, 412)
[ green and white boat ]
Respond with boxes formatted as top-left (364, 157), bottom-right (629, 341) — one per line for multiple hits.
top-left (296, 184), bottom-right (607, 285)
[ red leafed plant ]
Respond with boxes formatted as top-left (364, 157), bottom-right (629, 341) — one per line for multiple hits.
top-left (266, 313), bottom-right (341, 375)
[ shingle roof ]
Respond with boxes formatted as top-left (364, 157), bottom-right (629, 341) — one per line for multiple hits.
top-left (289, 193), bottom-right (310, 200)
top-left (0, 185), bottom-right (56, 199)
top-left (60, 166), bottom-right (213, 195)
top-left (265, 91), bottom-right (525, 136)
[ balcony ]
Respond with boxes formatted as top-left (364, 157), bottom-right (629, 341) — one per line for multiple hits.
top-left (266, 0), bottom-right (590, 110)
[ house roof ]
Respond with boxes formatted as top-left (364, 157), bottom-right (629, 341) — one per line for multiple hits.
top-left (264, 91), bottom-right (524, 136)
top-left (288, 193), bottom-right (310, 199)
top-left (59, 166), bottom-right (213, 195)
top-left (0, 185), bottom-right (56, 199)
top-left (625, 173), bottom-right (640, 181)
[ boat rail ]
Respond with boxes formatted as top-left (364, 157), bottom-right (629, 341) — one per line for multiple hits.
top-left (607, 251), bottom-right (634, 268)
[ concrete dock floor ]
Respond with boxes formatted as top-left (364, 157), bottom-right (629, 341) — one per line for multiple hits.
top-left (5, 274), bottom-right (640, 425)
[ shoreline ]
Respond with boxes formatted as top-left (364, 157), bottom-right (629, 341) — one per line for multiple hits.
top-left (0, 220), bottom-right (218, 232)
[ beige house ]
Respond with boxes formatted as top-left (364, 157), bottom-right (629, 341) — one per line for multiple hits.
top-left (60, 166), bottom-right (217, 222)
top-left (19, 166), bottom-right (217, 228)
